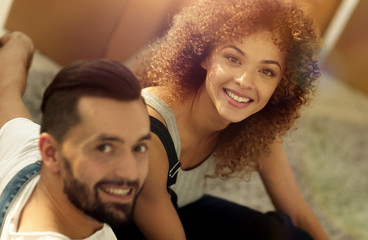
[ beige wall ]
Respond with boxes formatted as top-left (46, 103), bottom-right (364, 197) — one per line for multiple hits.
top-left (6, 0), bottom-right (343, 66)
top-left (293, 0), bottom-right (368, 96)
top-left (323, 0), bottom-right (368, 95)
top-left (10, 0), bottom-right (367, 97)
top-left (297, 0), bottom-right (341, 35)
top-left (5, 0), bottom-right (183, 65)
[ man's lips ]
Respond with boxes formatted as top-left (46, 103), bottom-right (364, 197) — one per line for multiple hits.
top-left (99, 186), bottom-right (135, 202)
top-left (101, 187), bottom-right (132, 197)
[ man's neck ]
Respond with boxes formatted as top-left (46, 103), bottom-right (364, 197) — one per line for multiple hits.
top-left (17, 176), bottom-right (103, 238)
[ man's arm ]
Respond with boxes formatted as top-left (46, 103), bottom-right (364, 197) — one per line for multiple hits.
top-left (0, 32), bottom-right (34, 128)
top-left (258, 140), bottom-right (329, 240)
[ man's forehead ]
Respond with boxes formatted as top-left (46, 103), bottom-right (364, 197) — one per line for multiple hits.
top-left (73, 96), bottom-right (150, 140)
top-left (77, 95), bottom-right (145, 115)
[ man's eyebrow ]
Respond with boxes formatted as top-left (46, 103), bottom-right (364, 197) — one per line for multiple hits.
top-left (96, 133), bottom-right (151, 142)
top-left (138, 133), bottom-right (151, 142)
top-left (97, 135), bottom-right (124, 143)
top-left (224, 45), bottom-right (282, 70)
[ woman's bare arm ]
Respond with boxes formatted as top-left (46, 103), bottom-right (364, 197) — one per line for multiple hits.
top-left (258, 140), bottom-right (329, 240)
top-left (133, 108), bottom-right (186, 240)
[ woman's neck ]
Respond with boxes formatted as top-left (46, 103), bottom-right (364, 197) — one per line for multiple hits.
top-left (173, 85), bottom-right (230, 139)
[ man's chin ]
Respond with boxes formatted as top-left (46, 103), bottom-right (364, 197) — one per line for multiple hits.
top-left (106, 216), bottom-right (133, 228)
top-left (86, 202), bottom-right (134, 228)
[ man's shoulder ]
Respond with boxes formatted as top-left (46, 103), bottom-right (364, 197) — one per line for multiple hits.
top-left (0, 118), bottom-right (40, 194)
top-left (88, 224), bottom-right (117, 240)
top-left (4, 232), bottom-right (69, 240)
top-left (2, 215), bottom-right (116, 240)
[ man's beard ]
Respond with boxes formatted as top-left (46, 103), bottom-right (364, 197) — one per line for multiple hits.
top-left (61, 156), bottom-right (141, 228)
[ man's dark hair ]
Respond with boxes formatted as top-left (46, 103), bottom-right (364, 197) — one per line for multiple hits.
top-left (40, 59), bottom-right (142, 142)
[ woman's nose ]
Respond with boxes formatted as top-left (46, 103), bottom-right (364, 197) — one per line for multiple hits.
top-left (234, 71), bottom-right (255, 89)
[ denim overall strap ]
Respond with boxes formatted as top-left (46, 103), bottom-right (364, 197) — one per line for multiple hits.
top-left (0, 161), bottom-right (41, 232)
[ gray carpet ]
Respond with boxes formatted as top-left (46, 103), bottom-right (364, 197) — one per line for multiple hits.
top-left (291, 116), bottom-right (368, 240)
top-left (22, 49), bottom-right (368, 240)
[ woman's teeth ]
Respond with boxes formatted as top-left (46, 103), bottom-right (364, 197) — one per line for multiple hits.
top-left (225, 90), bottom-right (251, 103)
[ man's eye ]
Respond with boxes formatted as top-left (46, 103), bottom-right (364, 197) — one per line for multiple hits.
top-left (96, 144), bottom-right (113, 153)
top-left (134, 145), bottom-right (148, 153)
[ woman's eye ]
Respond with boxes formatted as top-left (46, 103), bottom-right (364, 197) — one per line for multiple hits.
top-left (260, 69), bottom-right (275, 77)
top-left (96, 144), bottom-right (113, 153)
top-left (134, 144), bottom-right (148, 153)
top-left (225, 55), bottom-right (241, 65)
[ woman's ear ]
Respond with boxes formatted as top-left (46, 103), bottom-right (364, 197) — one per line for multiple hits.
top-left (39, 132), bottom-right (61, 173)
top-left (201, 48), bottom-right (216, 70)
top-left (200, 57), bottom-right (208, 70)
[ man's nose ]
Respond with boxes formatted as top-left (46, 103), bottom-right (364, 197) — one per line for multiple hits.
top-left (114, 151), bottom-right (139, 180)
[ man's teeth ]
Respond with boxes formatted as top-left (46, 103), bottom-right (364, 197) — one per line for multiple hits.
top-left (225, 90), bottom-right (251, 103)
top-left (102, 188), bottom-right (130, 197)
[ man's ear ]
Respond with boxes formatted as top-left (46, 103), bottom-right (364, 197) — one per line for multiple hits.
top-left (39, 132), bottom-right (61, 173)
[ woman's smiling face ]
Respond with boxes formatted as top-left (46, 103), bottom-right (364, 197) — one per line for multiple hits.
top-left (202, 31), bottom-right (285, 124)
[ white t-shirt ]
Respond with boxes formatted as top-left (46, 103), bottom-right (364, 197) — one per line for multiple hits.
top-left (0, 118), bottom-right (116, 240)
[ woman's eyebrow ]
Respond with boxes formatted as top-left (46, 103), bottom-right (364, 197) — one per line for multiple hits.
top-left (261, 60), bottom-right (282, 71)
top-left (224, 45), bottom-right (246, 56)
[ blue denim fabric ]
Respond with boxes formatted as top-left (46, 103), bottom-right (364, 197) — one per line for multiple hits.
top-left (0, 162), bottom-right (41, 233)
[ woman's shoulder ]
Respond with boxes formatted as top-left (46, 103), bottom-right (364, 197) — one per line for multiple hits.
top-left (142, 86), bottom-right (173, 127)
top-left (143, 86), bottom-right (172, 99)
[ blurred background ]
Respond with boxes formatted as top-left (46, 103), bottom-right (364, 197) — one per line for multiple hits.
top-left (1, 0), bottom-right (367, 239)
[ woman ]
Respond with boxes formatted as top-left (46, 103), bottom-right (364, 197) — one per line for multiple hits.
top-left (116, 0), bottom-right (328, 239)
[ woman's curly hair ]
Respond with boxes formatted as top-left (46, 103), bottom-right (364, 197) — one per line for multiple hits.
top-left (135, 0), bottom-right (321, 178)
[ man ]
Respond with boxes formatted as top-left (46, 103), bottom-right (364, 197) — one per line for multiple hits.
top-left (0, 32), bottom-right (151, 239)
